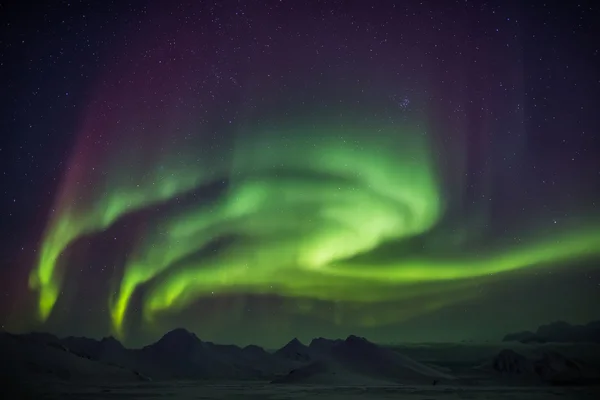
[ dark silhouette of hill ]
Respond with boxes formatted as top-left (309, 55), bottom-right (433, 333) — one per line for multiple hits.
top-left (1, 328), bottom-right (298, 382)
top-left (503, 321), bottom-right (600, 344)
top-left (273, 335), bottom-right (454, 385)
top-left (489, 349), bottom-right (535, 375)
top-left (3, 326), bottom-right (600, 388)
top-left (0, 329), bottom-right (454, 385)
top-left (274, 338), bottom-right (313, 362)
top-left (0, 331), bottom-right (147, 383)
top-left (135, 328), bottom-right (291, 379)
top-left (482, 347), bottom-right (600, 386)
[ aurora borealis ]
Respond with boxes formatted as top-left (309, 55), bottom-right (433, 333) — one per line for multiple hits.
top-left (1, 0), bottom-right (599, 347)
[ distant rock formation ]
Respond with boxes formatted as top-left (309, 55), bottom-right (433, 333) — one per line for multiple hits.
top-left (503, 320), bottom-right (600, 344)
top-left (273, 334), bottom-right (455, 385)
top-left (308, 337), bottom-right (343, 354)
top-left (4, 326), bottom-right (599, 387)
top-left (491, 349), bottom-right (535, 375)
top-left (535, 351), bottom-right (587, 385)
top-left (61, 335), bottom-right (126, 361)
top-left (139, 328), bottom-right (282, 379)
top-left (2, 328), bottom-right (457, 385)
top-left (0, 328), bottom-right (291, 382)
top-left (0, 331), bottom-right (145, 383)
top-left (274, 338), bottom-right (313, 362)
top-left (486, 348), bottom-right (600, 385)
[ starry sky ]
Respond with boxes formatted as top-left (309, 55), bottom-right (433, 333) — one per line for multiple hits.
top-left (0, 0), bottom-right (599, 348)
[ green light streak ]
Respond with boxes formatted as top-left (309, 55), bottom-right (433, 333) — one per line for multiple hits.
top-left (109, 121), bottom-right (442, 333)
top-left (29, 149), bottom-right (207, 321)
top-left (31, 116), bottom-right (600, 336)
top-left (141, 227), bottom-right (600, 318)
top-left (325, 228), bottom-right (600, 282)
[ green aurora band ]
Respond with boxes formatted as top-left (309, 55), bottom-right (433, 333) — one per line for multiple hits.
top-left (29, 118), bottom-right (600, 337)
top-left (29, 129), bottom-right (209, 321)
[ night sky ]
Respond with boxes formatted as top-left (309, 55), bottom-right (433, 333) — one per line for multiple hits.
top-left (1, 0), bottom-right (599, 348)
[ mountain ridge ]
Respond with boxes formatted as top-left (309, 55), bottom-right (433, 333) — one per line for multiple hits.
top-left (0, 328), bottom-right (455, 384)
top-left (3, 325), bottom-right (599, 386)
top-left (503, 320), bottom-right (600, 344)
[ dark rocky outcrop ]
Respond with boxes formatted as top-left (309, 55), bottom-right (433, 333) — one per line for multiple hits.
top-left (491, 349), bottom-right (535, 375)
top-left (486, 348), bottom-right (600, 386)
top-left (503, 321), bottom-right (600, 344)
top-left (274, 338), bottom-right (313, 362)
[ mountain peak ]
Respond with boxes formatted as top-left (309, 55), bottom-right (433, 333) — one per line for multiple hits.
top-left (99, 335), bottom-right (124, 351)
top-left (275, 337), bottom-right (311, 361)
top-left (101, 335), bottom-right (122, 345)
top-left (279, 337), bottom-right (306, 350)
top-left (342, 335), bottom-right (379, 352)
top-left (345, 335), bottom-right (368, 343)
top-left (155, 328), bottom-right (200, 346)
top-left (163, 328), bottom-right (197, 339)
